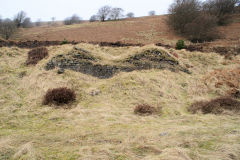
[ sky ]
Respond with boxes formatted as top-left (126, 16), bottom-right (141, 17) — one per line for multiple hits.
top-left (0, 0), bottom-right (174, 22)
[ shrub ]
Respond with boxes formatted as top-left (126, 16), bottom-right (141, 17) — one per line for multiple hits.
top-left (126, 12), bottom-right (135, 18)
top-left (134, 104), bottom-right (159, 115)
top-left (43, 87), bottom-right (76, 106)
top-left (0, 19), bottom-right (17, 40)
top-left (64, 14), bottom-right (82, 25)
top-left (184, 13), bottom-right (219, 42)
top-left (90, 15), bottom-right (98, 22)
top-left (26, 47), bottom-right (48, 65)
top-left (176, 40), bottom-right (185, 50)
top-left (22, 17), bottom-right (33, 28)
top-left (61, 38), bottom-right (68, 45)
top-left (168, 0), bottom-right (220, 42)
top-left (188, 96), bottom-right (240, 114)
top-left (168, 0), bottom-right (201, 33)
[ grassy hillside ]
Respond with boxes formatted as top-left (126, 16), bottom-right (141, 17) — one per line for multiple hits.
top-left (0, 43), bottom-right (240, 159)
top-left (16, 14), bottom-right (240, 48)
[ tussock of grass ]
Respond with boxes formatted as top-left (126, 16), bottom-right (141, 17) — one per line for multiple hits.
top-left (43, 87), bottom-right (76, 106)
top-left (188, 96), bottom-right (240, 114)
top-left (26, 47), bottom-right (48, 65)
top-left (134, 104), bottom-right (161, 115)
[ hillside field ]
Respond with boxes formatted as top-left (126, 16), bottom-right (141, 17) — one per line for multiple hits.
top-left (0, 42), bottom-right (240, 159)
top-left (17, 15), bottom-right (240, 47)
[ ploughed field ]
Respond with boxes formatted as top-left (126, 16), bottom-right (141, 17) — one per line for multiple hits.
top-left (0, 42), bottom-right (240, 160)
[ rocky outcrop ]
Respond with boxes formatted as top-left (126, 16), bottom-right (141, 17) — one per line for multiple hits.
top-left (45, 47), bottom-right (190, 79)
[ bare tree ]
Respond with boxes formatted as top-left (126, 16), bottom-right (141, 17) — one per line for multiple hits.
top-left (110, 8), bottom-right (124, 20)
top-left (204, 0), bottom-right (240, 25)
top-left (90, 15), bottom-right (98, 22)
top-left (14, 11), bottom-right (27, 27)
top-left (126, 12), bottom-right (135, 18)
top-left (22, 17), bottom-right (33, 28)
top-left (0, 19), bottom-right (17, 40)
top-left (97, 5), bottom-right (111, 22)
top-left (149, 10), bottom-right (156, 16)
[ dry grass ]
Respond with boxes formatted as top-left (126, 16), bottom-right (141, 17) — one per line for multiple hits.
top-left (26, 47), bottom-right (48, 65)
top-left (43, 87), bottom-right (76, 106)
top-left (134, 104), bottom-right (161, 115)
top-left (188, 96), bottom-right (240, 114)
top-left (0, 43), bottom-right (240, 159)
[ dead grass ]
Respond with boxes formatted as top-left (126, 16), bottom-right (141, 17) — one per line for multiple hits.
top-left (26, 47), bottom-right (48, 65)
top-left (43, 87), bottom-right (76, 106)
top-left (0, 44), bottom-right (240, 159)
top-left (188, 96), bottom-right (240, 114)
top-left (134, 104), bottom-right (161, 115)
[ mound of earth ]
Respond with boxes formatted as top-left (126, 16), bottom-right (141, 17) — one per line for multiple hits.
top-left (45, 47), bottom-right (189, 78)
top-left (123, 49), bottom-right (181, 71)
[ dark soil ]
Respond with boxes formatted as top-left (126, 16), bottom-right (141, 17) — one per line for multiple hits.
top-left (0, 40), bottom-right (77, 48)
top-left (45, 47), bottom-right (190, 79)
top-left (0, 40), bottom-right (143, 48)
top-left (188, 96), bottom-right (240, 114)
top-left (94, 41), bottom-right (143, 47)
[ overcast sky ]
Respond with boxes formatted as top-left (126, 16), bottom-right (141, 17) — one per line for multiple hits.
top-left (0, 0), bottom-right (174, 21)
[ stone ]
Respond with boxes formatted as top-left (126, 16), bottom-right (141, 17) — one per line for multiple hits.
top-left (90, 89), bottom-right (101, 96)
top-left (57, 68), bottom-right (65, 74)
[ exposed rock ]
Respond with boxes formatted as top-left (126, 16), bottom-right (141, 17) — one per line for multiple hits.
top-left (90, 89), bottom-right (101, 96)
top-left (45, 47), bottom-right (189, 79)
top-left (57, 68), bottom-right (64, 74)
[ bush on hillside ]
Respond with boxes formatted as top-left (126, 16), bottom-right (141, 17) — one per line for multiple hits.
top-left (168, 0), bottom-right (220, 42)
top-left (64, 14), bottom-right (82, 25)
top-left (176, 40), bottom-right (185, 50)
top-left (43, 87), bottom-right (76, 106)
top-left (134, 104), bottom-right (160, 115)
top-left (188, 96), bottom-right (240, 114)
top-left (26, 47), bottom-right (48, 65)
top-left (61, 38), bottom-right (68, 45)
top-left (183, 13), bottom-right (219, 42)
top-left (168, 0), bottom-right (202, 33)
